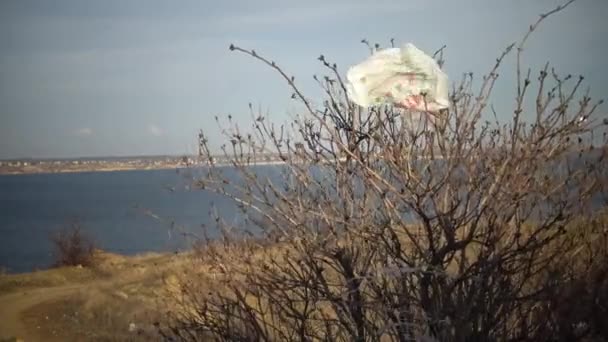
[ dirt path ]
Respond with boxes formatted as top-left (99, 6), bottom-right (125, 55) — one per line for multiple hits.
top-left (0, 254), bottom-right (182, 341)
top-left (0, 284), bottom-right (83, 341)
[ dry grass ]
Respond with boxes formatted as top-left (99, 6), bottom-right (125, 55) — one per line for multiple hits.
top-left (0, 264), bottom-right (102, 295)
top-left (0, 250), bottom-right (203, 340)
top-left (163, 211), bottom-right (608, 339)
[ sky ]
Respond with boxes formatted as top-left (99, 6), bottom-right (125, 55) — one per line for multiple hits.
top-left (0, 0), bottom-right (606, 159)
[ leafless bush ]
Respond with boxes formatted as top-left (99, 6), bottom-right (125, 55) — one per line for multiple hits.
top-left (50, 221), bottom-right (96, 268)
top-left (161, 1), bottom-right (608, 341)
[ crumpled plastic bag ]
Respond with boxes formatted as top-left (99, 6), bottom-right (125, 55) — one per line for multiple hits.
top-left (346, 43), bottom-right (449, 112)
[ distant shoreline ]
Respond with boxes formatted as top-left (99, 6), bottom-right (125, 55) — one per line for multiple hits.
top-left (0, 152), bottom-right (301, 176)
top-left (0, 153), bottom-right (403, 175)
top-left (0, 160), bottom-right (292, 176)
top-left (0, 165), bottom-right (181, 176)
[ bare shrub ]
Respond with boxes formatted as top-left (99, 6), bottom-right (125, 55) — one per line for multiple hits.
top-left (50, 221), bottom-right (96, 268)
top-left (161, 1), bottom-right (608, 341)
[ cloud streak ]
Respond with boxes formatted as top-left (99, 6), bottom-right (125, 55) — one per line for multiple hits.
top-left (147, 124), bottom-right (163, 137)
top-left (74, 127), bottom-right (93, 137)
top-left (214, 1), bottom-right (426, 28)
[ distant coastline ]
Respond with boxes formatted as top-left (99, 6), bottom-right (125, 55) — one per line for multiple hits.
top-left (0, 154), bottom-right (290, 175)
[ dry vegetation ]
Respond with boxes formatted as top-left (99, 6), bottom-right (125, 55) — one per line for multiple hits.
top-left (156, 1), bottom-right (608, 341)
top-left (50, 222), bottom-right (97, 268)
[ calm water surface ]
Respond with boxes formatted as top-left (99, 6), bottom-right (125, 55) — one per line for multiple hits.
top-left (0, 168), bottom-right (251, 273)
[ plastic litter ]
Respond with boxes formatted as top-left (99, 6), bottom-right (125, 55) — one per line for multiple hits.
top-left (346, 43), bottom-right (449, 113)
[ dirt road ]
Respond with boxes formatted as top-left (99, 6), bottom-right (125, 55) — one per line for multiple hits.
top-left (0, 284), bottom-right (84, 341)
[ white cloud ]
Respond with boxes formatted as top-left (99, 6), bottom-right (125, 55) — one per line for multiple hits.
top-left (74, 127), bottom-right (93, 137)
top-left (147, 124), bottom-right (164, 137)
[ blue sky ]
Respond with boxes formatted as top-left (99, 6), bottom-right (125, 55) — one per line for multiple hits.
top-left (0, 0), bottom-right (606, 159)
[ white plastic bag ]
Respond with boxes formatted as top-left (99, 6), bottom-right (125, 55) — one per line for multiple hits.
top-left (346, 43), bottom-right (449, 112)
